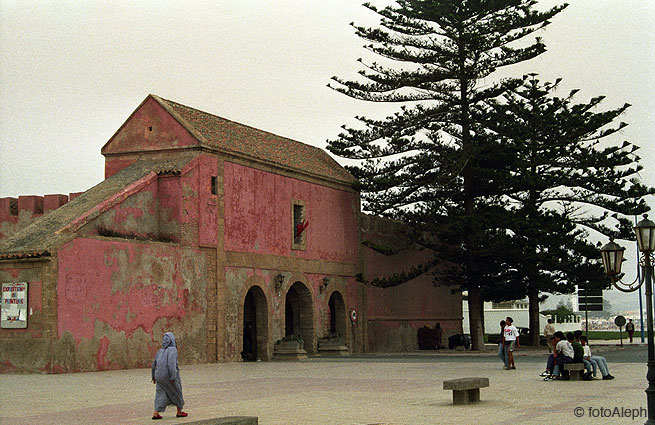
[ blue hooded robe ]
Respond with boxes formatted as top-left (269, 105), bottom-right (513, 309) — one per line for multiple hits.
top-left (151, 332), bottom-right (184, 412)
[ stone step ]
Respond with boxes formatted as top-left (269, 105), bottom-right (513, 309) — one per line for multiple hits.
top-left (183, 416), bottom-right (258, 425)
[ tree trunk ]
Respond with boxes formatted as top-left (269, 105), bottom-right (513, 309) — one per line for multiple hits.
top-left (467, 285), bottom-right (485, 350)
top-left (528, 284), bottom-right (540, 347)
top-left (479, 295), bottom-right (485, 337)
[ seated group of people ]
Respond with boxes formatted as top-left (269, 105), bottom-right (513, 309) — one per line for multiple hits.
top-left (541, 330), bottom-right (614, 381)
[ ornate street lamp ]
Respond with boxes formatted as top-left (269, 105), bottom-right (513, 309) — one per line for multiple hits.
top-left (600, 239), bottom-right (625, 277)
top-left (636, 215), bottom-right (655, 255)
top-left (600, 214), bottom-right (655, 425)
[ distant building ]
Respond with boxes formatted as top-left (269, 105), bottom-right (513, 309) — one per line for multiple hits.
top-left (462, 298), bottom-right (550, 334)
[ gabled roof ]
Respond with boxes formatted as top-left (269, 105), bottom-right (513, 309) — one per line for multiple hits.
top-left (152, 95), bottom-right (355, 185)
top-left (0, 155), bottom-right (196, 258)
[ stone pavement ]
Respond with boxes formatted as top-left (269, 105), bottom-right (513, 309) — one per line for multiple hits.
top-left (0, 346), bottom-right (649, 425)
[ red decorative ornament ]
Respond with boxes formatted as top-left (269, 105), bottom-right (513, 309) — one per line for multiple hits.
top-left (295, 220), bottom-right (309, 238)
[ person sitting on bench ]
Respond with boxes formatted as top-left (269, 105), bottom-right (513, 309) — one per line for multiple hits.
top-left (541, 331), bottom-right (573, 381)
top-left (581, 335), bottom-right (614, 380)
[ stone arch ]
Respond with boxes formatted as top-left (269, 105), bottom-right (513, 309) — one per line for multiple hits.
top-left (238, 275), bottom-right (271, 361)
top-left (282, 280), bottom-right (316, 354)
top-left (326, 289), bottom-right (347, 338)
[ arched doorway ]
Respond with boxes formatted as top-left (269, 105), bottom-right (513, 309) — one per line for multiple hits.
top-left (328, 291), bottom-right (347, 338)
top-left (284, 281), bottom-right (315, 354)
top-left (317, 289), bottom-right (350, 355)
top-left (242, 285), bottom-right (269, 361)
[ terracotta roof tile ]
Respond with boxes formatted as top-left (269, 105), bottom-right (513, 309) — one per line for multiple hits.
top-left (158, 97), bottom-right (355, 184)
top-left (0, 155), bottom-right (196, 257)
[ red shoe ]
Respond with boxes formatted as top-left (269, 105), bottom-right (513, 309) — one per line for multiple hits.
top-left (152, 414), bottom-right (162, 420)
top-left (176, 412), bottom-right (188, 418)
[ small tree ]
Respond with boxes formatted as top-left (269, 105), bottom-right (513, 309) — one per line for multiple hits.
top-left (542, 301), bottom-right (575, 324)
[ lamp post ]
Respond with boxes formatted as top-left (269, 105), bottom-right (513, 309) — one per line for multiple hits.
top-left (600, 214), bottom-right (655, 425)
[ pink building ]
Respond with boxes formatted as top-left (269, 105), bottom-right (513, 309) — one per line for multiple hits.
top-left (0, 95), bottom-right (462, 373)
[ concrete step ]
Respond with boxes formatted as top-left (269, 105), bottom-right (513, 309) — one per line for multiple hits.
top-left (184, 417), bottom-right (258, 425)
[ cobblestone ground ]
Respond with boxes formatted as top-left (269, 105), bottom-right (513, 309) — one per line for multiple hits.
top-left (0, 348), bottom-right (649, 425)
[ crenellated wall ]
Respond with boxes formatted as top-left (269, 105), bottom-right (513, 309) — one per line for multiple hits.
top-left (0, 194), bottom-right (82, 240)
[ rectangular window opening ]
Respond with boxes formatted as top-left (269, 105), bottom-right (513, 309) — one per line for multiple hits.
top-left (292, 200), bottom-right (307, 250)
top-left (211, 176), bottom-right (217, 195)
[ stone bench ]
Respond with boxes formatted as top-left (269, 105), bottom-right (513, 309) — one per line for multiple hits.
top-left (184, 417), bottom-right (258, 425)
top-left (443, 377), bottom-right (489, 405)
top-left (563, 363), bottom-right (586, 381)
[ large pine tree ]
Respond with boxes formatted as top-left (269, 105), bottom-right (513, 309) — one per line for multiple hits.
top-left (328, 0), bottom-right (567, 350)
top-left (483, 76), bottom-right (654, 345)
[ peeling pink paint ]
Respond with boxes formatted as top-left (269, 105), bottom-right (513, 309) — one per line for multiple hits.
top-left (103, 97), bottom-right (199, 177)
top-left (198, 156), bottom-right (218, 246)
top-left (223, 162), bottom-right (358, 262)
top-left (58, 238), bottom-right (203, 343)
top-left (0, 95), bottom-right (465, 372)
top-left (97, 336), bottom-right (111, 370)
top-left (61, 172), bottom-right (159, 233)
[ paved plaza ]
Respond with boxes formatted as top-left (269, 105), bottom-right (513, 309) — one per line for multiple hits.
top-left (0, 344), bottom-right (649, 425)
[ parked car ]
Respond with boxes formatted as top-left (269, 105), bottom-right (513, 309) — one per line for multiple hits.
top-left (487, 327), bottom-right (547, 346)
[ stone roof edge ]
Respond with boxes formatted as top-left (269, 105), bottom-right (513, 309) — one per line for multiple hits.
top-left (198, 146), bottom-right (357, 189)
top-left (0, 250), bottom-right (50, 261)
top-left (56, 171), bottom-right (160, 234)
top-left (101, 94), bottom-right (355, 186)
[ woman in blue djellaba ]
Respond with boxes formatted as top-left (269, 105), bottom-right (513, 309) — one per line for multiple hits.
top-left (151, 332), bottom-right (188, 420)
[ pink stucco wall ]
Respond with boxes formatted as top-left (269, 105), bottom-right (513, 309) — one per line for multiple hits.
top-left (198, 155), bottom-right (218, 246)
top-left (157, 175), bottom-right (183, 242)
top-left (103, 97), bottom-right (199, 178)
top-left (56, 238), bottom-right (207, 370)
top-left (223, 162), bottom-right (358, 263)
top-left (58, 238), bottom-right (204, 341)
top-left (360, 220), bottom-right (462, 352)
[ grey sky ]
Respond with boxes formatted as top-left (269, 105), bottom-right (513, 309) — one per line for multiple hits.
top-left (1, 0), bottom-right (653, 309)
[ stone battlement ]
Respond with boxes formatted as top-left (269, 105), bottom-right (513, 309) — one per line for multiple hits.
top-left (0, 193), bottom-right (83, 239)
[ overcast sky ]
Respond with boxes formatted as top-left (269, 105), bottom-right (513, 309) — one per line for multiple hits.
top-left (1, 0), bottom-right (653, 310)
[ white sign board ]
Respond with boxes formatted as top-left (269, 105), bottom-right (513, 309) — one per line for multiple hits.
top-left (1, 282), bottom-right (28, 328)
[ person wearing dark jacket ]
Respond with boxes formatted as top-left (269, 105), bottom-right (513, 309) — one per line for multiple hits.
top-left (151, 332), bottom-right (187, 420)
top-left (570, 331), bottom-right (584, 363)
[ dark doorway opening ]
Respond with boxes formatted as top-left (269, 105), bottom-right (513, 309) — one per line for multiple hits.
top-left (328, 291), bottom-right (347, 337)
top-left (284, 282), bottom-right (315, 353)
top-left (242, 285), bottom-right (269, 361)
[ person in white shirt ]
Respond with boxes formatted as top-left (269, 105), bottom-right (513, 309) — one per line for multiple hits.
top-left (542, 331), bottom-right (573, 380)
top-left (581, 335), bottom-right (596, 379)
top-left (543, 319), bottom-right (556, 353)
top-left (581, 336), bottom-right (614, 380)
top-left (503, 316), bottom-right (520, 370)
top-left (498, 320), bottom-right (508, 368)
